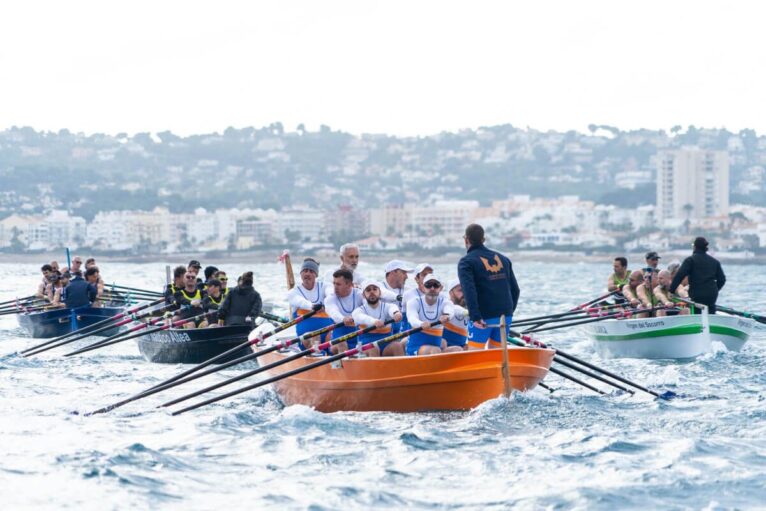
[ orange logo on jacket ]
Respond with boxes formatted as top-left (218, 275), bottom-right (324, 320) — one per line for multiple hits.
top-left (480, 255), bottom-right (503, 273)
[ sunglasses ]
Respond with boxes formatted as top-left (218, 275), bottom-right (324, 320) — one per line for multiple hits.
top-left (219, 277), bottom-right (228, 281)
top-left (185, 276), bottom-right (196, 280)
top-left (424, 282), bottom-right (441, 289)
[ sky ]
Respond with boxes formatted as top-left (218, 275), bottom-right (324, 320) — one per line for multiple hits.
top-left (1, 1), bottom-right (765, 137)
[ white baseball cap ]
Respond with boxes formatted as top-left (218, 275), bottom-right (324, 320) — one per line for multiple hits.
top-left (423, 274), bottom-right (443, 286)
top-left (384, 260), bottom-right (414, 274)
top-left (447, 279), bottom-right (461, 292)
top-left (361, 279), bottom-right (381, 292)
top-left (414, 263), bottom-right (433, 275)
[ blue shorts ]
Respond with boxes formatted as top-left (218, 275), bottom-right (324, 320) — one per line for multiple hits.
top-left (406, 331), bottom-right (441, 356)
top-left (467, 316), bottom-right (512, 349)
top-left (442, 328), bottom-right (467, 348)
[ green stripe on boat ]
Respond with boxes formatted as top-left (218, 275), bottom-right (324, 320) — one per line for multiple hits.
top-left (592, 324), bottom-right (703, 341)
top-left (709, 325), bottom-right (749, 340)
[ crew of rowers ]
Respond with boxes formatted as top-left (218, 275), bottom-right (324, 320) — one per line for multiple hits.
top-left (286, 244), bottom-right (472, 357)
top-left (607, 251), bottom-right (690, 317)
top-left (35, 257), bottom-right (106, 308)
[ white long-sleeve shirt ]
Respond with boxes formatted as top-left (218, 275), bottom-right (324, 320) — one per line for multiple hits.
top-left (286, 281), bottom-right (328, 312)
top-left (406, 294), bottom-right (454, 329)
top-left (324, 288), bottom-right (364, 322)
top-left (352, 300), bottom-right (400, 327)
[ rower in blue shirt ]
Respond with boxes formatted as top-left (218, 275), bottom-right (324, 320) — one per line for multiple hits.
top-left (63, 271), bottom-right (98, 309)
top-left (457, 223), bottom-right (520, 350)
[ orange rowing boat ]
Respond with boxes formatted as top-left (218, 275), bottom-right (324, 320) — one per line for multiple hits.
top-left (259, 347), bottom-right (554, 412)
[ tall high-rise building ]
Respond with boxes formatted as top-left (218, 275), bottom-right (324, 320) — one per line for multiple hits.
top-left (656, 148), bottom-right (729, 223)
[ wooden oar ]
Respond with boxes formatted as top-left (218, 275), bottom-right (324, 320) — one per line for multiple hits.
top-left (20, 298), bottom-right (166, 355)
top-left (571, 291), bottom-right (618, 311)
top-left (511, 331), bottom-right (671, 399)
top-left (160, 320), bottom-right (395, 409)
top-left (0, 294), bottom-right (35, 307)
top-left (89, 321), bottom-right (346, 413)
top-left (64, 310), bottom-right (214, 357)
top-left (86, 308), bottom-right (322, 415)
top-left (170, 321), bottom-right (438, 415)
top-left (24, 305), bottom-right (174, 357)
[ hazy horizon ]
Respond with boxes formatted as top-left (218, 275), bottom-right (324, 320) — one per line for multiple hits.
top-left (2, 1), bottom-right (765, 137)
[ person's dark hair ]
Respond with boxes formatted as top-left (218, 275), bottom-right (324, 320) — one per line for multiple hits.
top-left (173, 265), bottom-right (187, 279)
top-left (85, 257), bottom-right (95, 265)
top-left (333, 268), bottom-right (353, 283)
top-left (85, 267), bottom-right (99, 279)
top-left (693, 236), bottom-right (709, 252)
top-left (204, 266), bottom-right (219, 280)
top-left (241, 271), bottom-right (254, 286)
top-left (614, 257), bottom-right (628, 268)
top-left (206, 278), bottom-right (222, 288)
top-left (41, 264), bottom-right (53, 272)
top-left (464, 224), bottom-right (485, 246)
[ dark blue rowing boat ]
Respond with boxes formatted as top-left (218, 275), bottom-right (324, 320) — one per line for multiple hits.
top-left (17, 306), bottom-right (126, 338)
top-left (136, 325), bottom-right (253, 364)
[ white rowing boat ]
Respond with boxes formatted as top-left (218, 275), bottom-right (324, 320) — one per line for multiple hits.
top-left (584, 307), bottom-right (755, 359)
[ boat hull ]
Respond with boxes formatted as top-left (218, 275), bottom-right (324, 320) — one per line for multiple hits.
top-left (259, 348), bottom-right (554, 413)
top-left (708, 315), bottom-right (755, 351)
top-left (136, 325), bottom-right (253, 364)
top-left (17, 307), bottom-right (126, 338)
top-left (586, 314), bottom-right (712, 359)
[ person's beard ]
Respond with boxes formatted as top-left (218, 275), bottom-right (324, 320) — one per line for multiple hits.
top-left (367, 295), bottom-right (379, 305)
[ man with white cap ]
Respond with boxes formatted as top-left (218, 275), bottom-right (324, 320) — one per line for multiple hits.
top-left (381, 259), bottom-right (414, 332)
top-left (405, 274), bottom-right (454, 356)
top-left (400, 262), bottom-right (434, 328)
top-left (352, 279), bottom-right (404, 356)
top-left (442, 280), bottom-right (469, 351)
top-left (287, 258), bottom-right (333, 348)
top-left (324, 243), bottom-right (365, 288)
top-left (325, 268), bottom-right (365, 353)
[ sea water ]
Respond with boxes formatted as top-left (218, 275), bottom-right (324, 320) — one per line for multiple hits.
top-left (1, 261), bottom-right (764, 510)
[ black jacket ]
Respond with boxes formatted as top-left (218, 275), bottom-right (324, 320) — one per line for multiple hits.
top-left (173, 287), bottom-right (207, 320)
top-left (457, 244), bottom-right (519, 321)
top-left (217, 284), bottom-right (262, 325)
top-left (63, 275), bottom-right (97, 308)
top-left (670, 250), bottom-right (726, 302)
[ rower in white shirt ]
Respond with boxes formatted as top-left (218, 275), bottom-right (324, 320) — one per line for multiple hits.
top-left (286, 258), bottom-right (333, 348)
top-left (380, 259), bottom-right (413, 332)
top-left (324, 268), bottom-right (365, 353)
top-left (323, 243), bottom-right (365, 289)
top-left (405, 274), bottom-right (454, 356)
top-left (352, 280), bottom-right (404, 357)
top-left (443, 279), bottom-right (469, 351)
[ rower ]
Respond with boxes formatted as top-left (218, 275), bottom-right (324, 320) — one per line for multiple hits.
top-left (458, 224), bottom-right (519, 350)
top-left (165, 266), bottom-right (187, 305)
top-left (286, 258), bottom-right (333, 348)
top-left (187, 259), bottom-right (204, 289)
top-left (200, 278), bottom-right (224, 327)
top-left (324, 269), bottom-right (364, 353)
top-left (667, 260), bottom-right (689, 298)
top-left (70, 256), bottom-right (84, 276)
top-left (49, 260), bottom-right (60, 273)
top-left (645, 251), bottom-right (661, 271)
top-left (400, 263), bottom-right (434, 329)
top-left (621, 270), bottom-right (643, 309)
top-left (173, 271), bottom-right (207, 329)
top-left (635, 268), bottom-right (661, 317)
top-left (217, 271), bottom-right (263, 326)
top-left (607, 257), bottom-right (629, 298)
top-left (63, 270), bottom-right (97, 309)
top-left (48, 273), bottom-right (65, 307)
top-left (85, 257), bottom-right (97, 269)
top-left (324, 243), bottom-right (365, 288)
top-left (213, 270), bottom-right (230, 297)
top-left (406, 274), bottom-right (453, 355)
top-left (443, 280), bottom-right (468, 352)
top-left (653, 270), bottom-right (689, 316)
top-left (84, 267), bottom-right (104, 306)
top-left (37, 264), bottom-right (53, 298)
top-left (352, 280), bottom-right (404, 356)
top-left (380, 259), bottom-right (413, 332)
top-left (203, 266), bottom-right (219, 289)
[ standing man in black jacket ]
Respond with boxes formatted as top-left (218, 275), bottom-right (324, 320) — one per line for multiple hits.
top-left (670, 237), bottom-right (726, 314)
top-left (457, 224), bottom-right (520, 350)
top-left (217, 271), bottom-right (263, 326)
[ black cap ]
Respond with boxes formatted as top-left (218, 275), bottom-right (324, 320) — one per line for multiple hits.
top-left (693, 237), bottom-right (709, 251)
top-left (645, 251), bottom-right (660, 260)
top-left (188, 260), bottom-right (202, 269)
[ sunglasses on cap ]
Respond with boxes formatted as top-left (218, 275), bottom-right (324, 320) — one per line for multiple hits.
top-left (424, 282), bottom-right (441, 289)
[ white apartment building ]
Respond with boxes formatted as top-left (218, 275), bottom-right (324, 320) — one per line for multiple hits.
top-left (274, 209), bottom-right (324, 242)
top-left (656, 148), bottom-right (729, 223)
